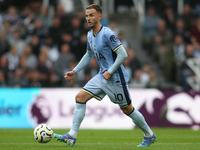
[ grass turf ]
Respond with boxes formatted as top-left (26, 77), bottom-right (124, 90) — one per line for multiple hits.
top-left (0, 128), bottom-right (199, 150)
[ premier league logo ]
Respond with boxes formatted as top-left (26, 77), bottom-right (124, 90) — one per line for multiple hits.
top-left (30, 95), bottom-right (51, 124)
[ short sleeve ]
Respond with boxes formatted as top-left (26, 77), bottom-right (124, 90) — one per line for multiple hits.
top-left (104, 28), bottom-right (122, 52)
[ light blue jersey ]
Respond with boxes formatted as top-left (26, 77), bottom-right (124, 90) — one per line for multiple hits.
top-left (87, 26), bottom-right (129, 85)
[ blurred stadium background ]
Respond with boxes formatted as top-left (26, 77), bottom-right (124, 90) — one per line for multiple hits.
top-left (0, 0), bottom-right (200, 130)
top-left (0, 0), bottom-right (200, 90)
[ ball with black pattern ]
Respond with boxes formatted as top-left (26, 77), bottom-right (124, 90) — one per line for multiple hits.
top-left (33, 124), bottom-right (53, 143)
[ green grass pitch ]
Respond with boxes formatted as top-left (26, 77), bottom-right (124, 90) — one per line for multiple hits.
top-left (0, 128), bottom-right (199, 150)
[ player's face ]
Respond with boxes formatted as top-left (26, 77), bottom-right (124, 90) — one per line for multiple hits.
top-left (85, 9), bottom-right (101, 29)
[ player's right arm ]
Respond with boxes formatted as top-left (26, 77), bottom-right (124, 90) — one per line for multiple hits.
top-left (64, 70), bottom-right (76, 82)
top-left (64, 50), bottom-right (94, 82)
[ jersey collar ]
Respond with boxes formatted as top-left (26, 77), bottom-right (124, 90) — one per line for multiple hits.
top-left (93, 25), bottom-right (103, 37)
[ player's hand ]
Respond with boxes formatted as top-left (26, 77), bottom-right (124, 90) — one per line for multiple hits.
top-left (64, 70), bottom-right (76, 82)
top-left (103, 71), bottom-right (111, 80)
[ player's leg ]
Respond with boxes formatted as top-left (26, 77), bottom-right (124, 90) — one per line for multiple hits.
top-left (121, 104), bottom-right (154, 137)
top-left (120, 104), bottom-right (156, 147)
top-left (54, 75), bottom-right (106, 146)
top-left (68, 90), bottom-right (92, 138)
top-left (53, 90), bottom-right (92, 146)
top-left (105, 83), bottom-right (156, 147)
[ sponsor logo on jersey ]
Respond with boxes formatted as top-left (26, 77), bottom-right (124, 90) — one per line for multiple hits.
top-left (110, 35), bottom-right (118, 43)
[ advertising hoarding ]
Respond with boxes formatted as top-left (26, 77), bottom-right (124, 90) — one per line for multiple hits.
top-left (0, 88), bottom-right (200, 129)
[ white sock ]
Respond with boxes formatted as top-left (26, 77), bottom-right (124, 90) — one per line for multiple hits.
top-left (69, 129), bottom-right (78, 138)
top-left (143, 129), bottom-right (154, 138)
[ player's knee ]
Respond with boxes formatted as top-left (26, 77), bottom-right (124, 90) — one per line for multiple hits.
top-left (75, 94), bottom-right (82, 102)
top-left (75, 93), bottom-right (87, 103)
top-left (120, 104), bottom-right (134, 115)
top-left (75, 90), bottom-right (93, 103)
top-left (121, 108), bottom-right (129, 115)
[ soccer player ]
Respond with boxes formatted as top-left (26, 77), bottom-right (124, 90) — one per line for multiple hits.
top-left (53, 4), bottom-right (156, 147)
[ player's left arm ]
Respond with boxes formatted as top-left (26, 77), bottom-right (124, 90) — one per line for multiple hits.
top-left (103, 46), bottom-right (127, 80)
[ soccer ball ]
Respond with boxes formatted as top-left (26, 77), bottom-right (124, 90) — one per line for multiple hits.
top-left (33, 124), bottom-right (53, 143)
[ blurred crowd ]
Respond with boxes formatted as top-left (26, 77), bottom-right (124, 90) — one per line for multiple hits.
top-left (142, 1), bottom-right (200, 90)
top-left (0, 0), bottom-right (155, 89)
top-left (0, 1), bottom-right (200, 90)
top-left (0, 1), bottom-right (91, 88)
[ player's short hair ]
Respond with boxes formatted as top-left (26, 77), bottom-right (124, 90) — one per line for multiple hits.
top-left (86, 4), bottom-right (102, 14)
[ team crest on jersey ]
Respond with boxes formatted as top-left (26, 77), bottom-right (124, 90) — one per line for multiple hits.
top-left (110, 35), bottom-right (118, 43)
